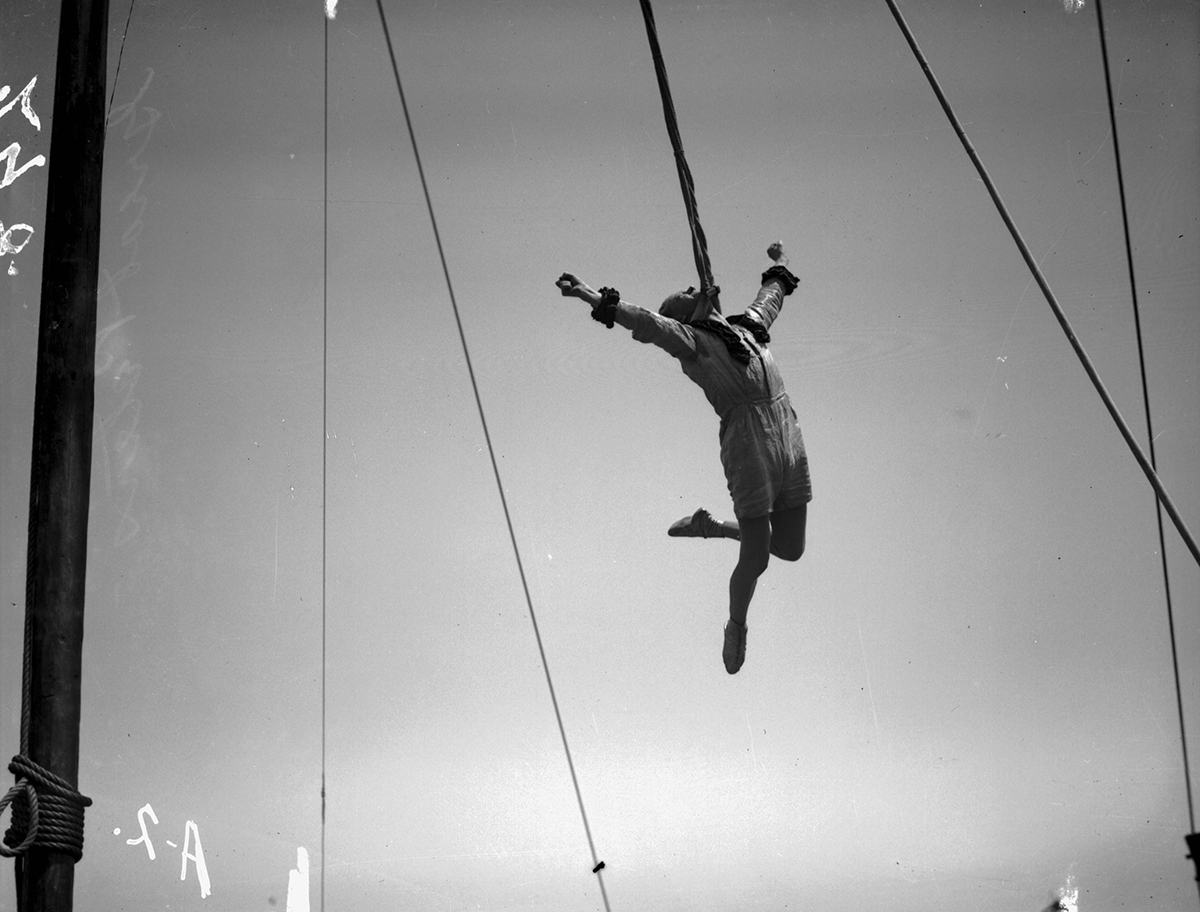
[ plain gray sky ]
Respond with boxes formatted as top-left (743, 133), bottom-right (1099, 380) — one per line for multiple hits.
top-left (2, 1), bottom-right (1198, 909)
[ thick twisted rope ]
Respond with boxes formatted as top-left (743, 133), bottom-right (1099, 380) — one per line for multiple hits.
top-left (1, 756), bottom-right (92, 862)
top-left (638, 0), bottom-right (719, 305)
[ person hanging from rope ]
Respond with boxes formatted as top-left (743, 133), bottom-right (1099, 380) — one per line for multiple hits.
top-left (555, 242), bottom-right (809, 675)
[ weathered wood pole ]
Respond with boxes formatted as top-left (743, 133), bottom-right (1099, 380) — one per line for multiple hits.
top-left (19, 0), bottom-right (110, 909)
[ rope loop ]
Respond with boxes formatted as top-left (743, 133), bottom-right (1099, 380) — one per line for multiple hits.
top-left (0, 778), bottom-right (39, 857)
top-left (1, 755), bottom-right (92, 861)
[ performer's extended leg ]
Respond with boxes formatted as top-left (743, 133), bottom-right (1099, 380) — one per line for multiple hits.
top-left (727, 506), bottom-right (806, 622)
top-left (723, 505), bottom-right (806, 674)
top-left (728, 515), bottom-right (771, 627)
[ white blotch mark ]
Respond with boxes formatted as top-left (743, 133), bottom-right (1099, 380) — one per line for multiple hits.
top-left (180, 820), bottom-right (211, 898)
top-left (996, 355), bottom-right (1007, 363)
top-left (113, 827), bottom-right (122, 836)
top-left (1, 220), bottom-right (34, 256)
top-left (286, 846), bottom-right (310, 912)
top-left (1056, 873), bottom-right (1079, 910)
top-left (1062, 0), bottom-right (1084, 12)
top-left (166, 840), bottom-right (177, 848)
top-left (324, 0), bottom-right (337, 19)
top-left (290, 153), bottom-right (295, 160)
top-left (7, 261), bottom-right (16, 275)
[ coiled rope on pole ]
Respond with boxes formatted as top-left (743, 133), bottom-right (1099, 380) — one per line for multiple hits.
top-left (1, 0), bottom-right (135, 877)
top-left (638, 0), bottom-right (719, 307)
top-left (0, 756), bottom-right (92, 862)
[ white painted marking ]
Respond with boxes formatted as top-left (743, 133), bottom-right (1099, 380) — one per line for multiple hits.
top-left (0, 77), bottom-right (41, 130)
top-left (0, 142), bottom-right (46, 190)
top-left (126, 804), bottom-right (158, 860)
top-left (286, 847), bottom-right (310, 912)
top-left (180, 820), bottom-right (211, 898)
top-left (1, 221), bottom-right (34, 257)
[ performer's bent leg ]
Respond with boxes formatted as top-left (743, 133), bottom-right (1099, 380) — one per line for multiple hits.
top-left (768, 503), bottom-right (807, 561)
top-left (704, 504), bottom-right (805, 561)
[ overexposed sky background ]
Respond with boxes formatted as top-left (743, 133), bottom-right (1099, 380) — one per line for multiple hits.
top-left (2, 1), bottom-right (1198, 909)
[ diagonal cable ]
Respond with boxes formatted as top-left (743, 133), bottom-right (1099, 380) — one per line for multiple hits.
top-left (881, 0), bottom-right (1199, 569)
top-left (370, 3), bottom-right (611, 908)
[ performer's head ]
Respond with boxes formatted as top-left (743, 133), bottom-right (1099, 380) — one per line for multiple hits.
top-left (659, 287), bottom-right (699, 322)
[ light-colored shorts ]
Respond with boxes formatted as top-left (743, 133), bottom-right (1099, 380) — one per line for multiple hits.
top-left (720, 394), bottom-right (812, 520)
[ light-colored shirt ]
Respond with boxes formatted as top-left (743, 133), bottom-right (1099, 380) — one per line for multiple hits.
top-left (612, 283), bottom-right (790, 436)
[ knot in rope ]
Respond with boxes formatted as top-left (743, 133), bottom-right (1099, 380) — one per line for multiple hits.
top-left (1, 755), bottom-right (92, 861)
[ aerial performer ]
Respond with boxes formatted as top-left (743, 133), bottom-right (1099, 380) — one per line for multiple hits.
top-left (555, 243), bottom-right (809, 675)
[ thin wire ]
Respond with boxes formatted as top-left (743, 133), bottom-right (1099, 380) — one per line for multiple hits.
top-left (105, 0), bottom-right (137, 122)
top-left (370, 3), bottom-right (611, 908)
top-left (321, 10), bottom-right (330, 912)
top-left (881, 0), bottom-right (1199, 570)
top-left (1094, 0), bottom-right (1194, 835)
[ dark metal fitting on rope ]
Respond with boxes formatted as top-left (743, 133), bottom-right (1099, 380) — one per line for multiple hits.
top-left (1186, 832), bottom-right (1200, 883)
top-left (1, 755), bottom-right (92, 862)
top-left (592, 287), bottom-right (619, 329)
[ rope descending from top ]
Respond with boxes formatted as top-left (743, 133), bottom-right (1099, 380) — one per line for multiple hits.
top-left (638, 0), bottom-right (719, 308)
top-left (0, 755), bottom-right (92, 862)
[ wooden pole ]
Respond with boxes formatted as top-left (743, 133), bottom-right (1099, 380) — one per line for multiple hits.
top-left (18, 0), bottom-right (110, 909)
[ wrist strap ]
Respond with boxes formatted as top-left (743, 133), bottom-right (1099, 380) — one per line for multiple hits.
top-left (761, 264), bottom-right (800, 295)
top-left (592, 287), bottom-right (619, 328)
